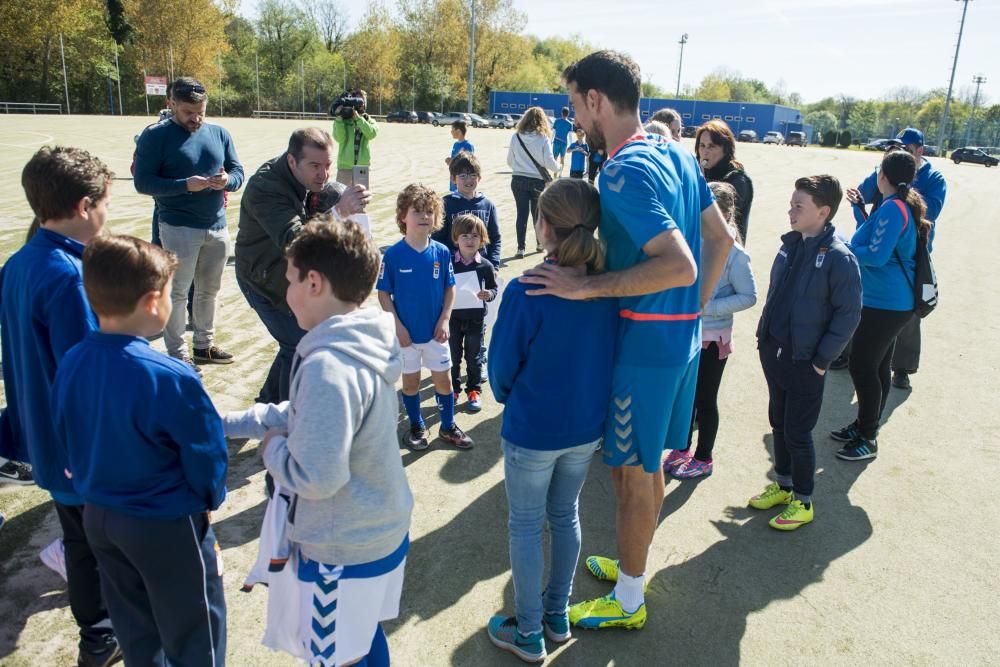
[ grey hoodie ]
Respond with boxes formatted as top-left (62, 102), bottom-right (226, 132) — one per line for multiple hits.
top-left (225, 307), bottom-right (413, 565)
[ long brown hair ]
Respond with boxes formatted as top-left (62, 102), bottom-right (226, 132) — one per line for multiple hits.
top-left (537, 179), bottom-right (604, 273)
top-left (517, 107), bottom-right (552, 138)
top-left (695, 120), bottom-right (743, 170)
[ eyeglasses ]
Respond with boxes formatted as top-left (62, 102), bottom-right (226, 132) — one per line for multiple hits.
top-left (456, 173), bottom-right (480, 181)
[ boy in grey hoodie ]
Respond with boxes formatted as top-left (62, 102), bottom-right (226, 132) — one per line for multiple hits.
top-left (225, 218), bottom-right (413, 667)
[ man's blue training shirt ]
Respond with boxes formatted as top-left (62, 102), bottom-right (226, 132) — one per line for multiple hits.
top-left (377, 239), bottom-right (455, 344)
top-left (553, 118), bottom-right (573, 145)
top-left (600, 135), bottom-right (715, 368)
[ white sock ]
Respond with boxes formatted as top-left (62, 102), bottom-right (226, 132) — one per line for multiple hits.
top-left (613, 571), bottom-right (645, 613)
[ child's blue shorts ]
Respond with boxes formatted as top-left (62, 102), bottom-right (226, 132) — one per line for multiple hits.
top-left (602, 353), bottom-right (700, 473)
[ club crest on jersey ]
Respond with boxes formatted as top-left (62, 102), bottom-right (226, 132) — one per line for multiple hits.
top-left (433, 260), bottom-right (440, 279)
top-left (378, 261), bottom-right (385, 280)
top-left (815, 248), bottom-right (828, 268)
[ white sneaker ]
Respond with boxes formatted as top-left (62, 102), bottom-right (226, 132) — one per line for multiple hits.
top-left (40, 538), bottom-right (67, 582)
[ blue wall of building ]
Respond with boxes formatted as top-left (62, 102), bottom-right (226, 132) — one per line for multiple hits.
top-left (489, 91), bottom-right (811, 142)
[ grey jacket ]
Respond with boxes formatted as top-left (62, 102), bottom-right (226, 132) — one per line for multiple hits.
top-left (224, 308), bottom-right (412, 565)
top-left (702, 243), bottom-right (758, 331)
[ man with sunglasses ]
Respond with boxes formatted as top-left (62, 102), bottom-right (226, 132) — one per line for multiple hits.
top-left (832, 128), bottom-right (946, 388)
top-left (134, 77), bottom-right (244, 373)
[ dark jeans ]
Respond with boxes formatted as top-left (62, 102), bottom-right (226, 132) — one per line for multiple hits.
top-left (84, 506), bottom-right (226, 666)
top-left (891, 314), bottom-right (920, 373)
top-left (236, 274), bottom-right (306, 404)
top-left (449, 316), bottom-right (485, 393)
top-left (587, 159), bottom-right (601, 184)
top-left (510, 175), bottom-right (545, 251)
top-left (54, 502), bottom-right (116, 653)
top-left (849, 307), bottom-right (913, 439)
top-left (684, 343), bottom-right (729, 461)
top-left (759, 339), bottom-right (826, 498)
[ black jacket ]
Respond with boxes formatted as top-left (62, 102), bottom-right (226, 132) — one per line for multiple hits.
top-left (706, 161), bottom-right (754, 242)
top-left (756, 224), bottom-right (862, 369)
top-left (236, 153), bottom-right (344, 310)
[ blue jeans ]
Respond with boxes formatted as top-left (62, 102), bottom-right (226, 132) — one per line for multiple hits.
top-left (503, 437), bottom-right (598, 635)
top-left (236, 275), bottom-right (306, 404)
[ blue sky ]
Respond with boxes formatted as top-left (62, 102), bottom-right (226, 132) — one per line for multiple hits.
top-left (239, 0), bottom-right (997, 104)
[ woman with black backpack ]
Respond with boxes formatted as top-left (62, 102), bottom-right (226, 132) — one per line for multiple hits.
top-left (832, 150), bottom-right (929, 462)
top-left (507, 107), bottom-right (558, 258)
top-left (695, 120), bottom-right (754, 242)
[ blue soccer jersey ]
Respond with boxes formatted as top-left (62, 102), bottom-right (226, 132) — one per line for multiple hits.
top-left (553, 118), bottom-right (573, 145)
top-left (452, 140), bottom-right (474, 157)
top-left (600, 135), bottom-right (715, 367)
top-left (377, 239), bottom-right (455, 344)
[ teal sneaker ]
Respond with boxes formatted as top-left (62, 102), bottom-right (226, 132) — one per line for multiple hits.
top-left (487, 615), bottom-right (546, 663)
top-left (543, 611), bottom-right (571, 643)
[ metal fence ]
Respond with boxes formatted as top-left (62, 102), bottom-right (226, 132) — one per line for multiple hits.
top-left (0, 102), bottom-right (62, 114)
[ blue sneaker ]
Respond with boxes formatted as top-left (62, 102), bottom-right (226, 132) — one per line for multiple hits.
top-left (467, 390), bottom-right (483, 413)
top-left (487, 615), bottom-right (546, 663)
top-left (543, 611), bottom-right (571, 643)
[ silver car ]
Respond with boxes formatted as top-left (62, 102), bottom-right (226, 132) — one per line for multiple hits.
top-left (488, 113), bottom-right (515, 129)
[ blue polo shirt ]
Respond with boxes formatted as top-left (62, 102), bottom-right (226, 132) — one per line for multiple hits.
top-left (377, 239), bottom-right (455, 344)
top-left (601, 135), bottom-right (715, 367)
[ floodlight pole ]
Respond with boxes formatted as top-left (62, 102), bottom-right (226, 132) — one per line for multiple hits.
top-left (467, 0), bottom-right (476, 113)
top-left (937, 0), bottom-right (972, 151)
top-left (676, 34), bottom-right (688, 98)
top-left (964, 75), bottom-right (986, 145)
top-left (255, 52), bottom-right (261, 113)
top-left (59, 33), bottom-right (71, 114)
top-left (113, 40), bottom-right (123, 116)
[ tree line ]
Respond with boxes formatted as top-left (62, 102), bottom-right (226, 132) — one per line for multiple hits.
top-left (1, 0), bottom-right (996, 148)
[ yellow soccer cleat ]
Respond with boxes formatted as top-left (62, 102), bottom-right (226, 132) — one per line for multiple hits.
top-left (569, 593), bottom-right (646, 630)
top-left (748, 482), bottom-right (792, 510)
top-left (585, 555), bottom-right (619, 582)
top-left (769, 499), bottom-right (814, 531)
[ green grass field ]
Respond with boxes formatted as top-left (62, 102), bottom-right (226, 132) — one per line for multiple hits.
top-left (1, 115), bottom-right (999, 666)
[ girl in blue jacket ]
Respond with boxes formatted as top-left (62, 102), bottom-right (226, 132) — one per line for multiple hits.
top-left (666, 182), bottom-right (758, 480)
top-left (486, 179), bottom-right (618, 662)
top-left (834, 151), bottom-right (928, 461)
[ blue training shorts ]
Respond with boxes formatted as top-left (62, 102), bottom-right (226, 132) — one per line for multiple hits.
top-left (602, 353), bottom-right (700, 473)
top-left (552, 140), bottom-right (567, 160)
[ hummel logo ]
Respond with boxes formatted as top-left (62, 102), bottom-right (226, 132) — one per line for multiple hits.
top-left (614, 396), bottom-right (632, 410)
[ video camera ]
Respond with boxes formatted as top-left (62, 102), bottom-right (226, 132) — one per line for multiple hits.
top-left (330, 91), bottom-right (365, 120)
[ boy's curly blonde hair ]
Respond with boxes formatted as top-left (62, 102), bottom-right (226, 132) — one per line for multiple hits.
top-left (395, 183), bottom-right (442, 234)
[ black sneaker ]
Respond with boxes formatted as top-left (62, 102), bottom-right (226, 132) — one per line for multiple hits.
top-left (193, 345), bottom-right (235, 365)
top-left (440, 424), bottom-right (474, 450)
top-left (404, 424), bottom-right (429, 452)
top-left (77, 637), bottom-right (123, 667)
top-left (836, 437), bottom-right (878, 462)
top-left (0, 460), bottom-right (33, 485)
top-left (829, 355), bottom-right (850, 370)
top-left (891, 371), bottom-right (911, 390)
top-left (170, 352), bottom-right (203, 376)
top-left (830, 421), bottom-right (861, 443)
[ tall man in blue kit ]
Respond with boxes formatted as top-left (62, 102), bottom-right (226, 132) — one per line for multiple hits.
top-left (521, 51), bottom-right (733, 629)
top-left (552, 107), bottom-right (574, 176)
top-left (833, 127), bottom-right (945, 390)
top-left (134, 77), bottom-right (244, 372)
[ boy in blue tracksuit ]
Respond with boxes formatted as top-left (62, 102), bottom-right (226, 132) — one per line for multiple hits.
top-left (749, 175), bottom-right (862, 531)
top-left (0, 146), bottom-right (121, 665)
top-left (552, 107), bottom-right (574, 175)
top-left (433, 151), bottom-right (502, 269)
top-left (52, 235), bottom-right (228, 666)
top-left (446, 120), bottom-right (475, 192)
top-left (567, 127), bottom-right (590, 179)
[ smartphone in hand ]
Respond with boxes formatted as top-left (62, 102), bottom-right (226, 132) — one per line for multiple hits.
top-left (352, 165), bottom-right (370, 189)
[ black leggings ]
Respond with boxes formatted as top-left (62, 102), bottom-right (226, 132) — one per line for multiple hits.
top-left (510, 175), bottom-right (544, 251)
top-left (848, 307), bottom-right (913, 439)
top-left (684, 342), bottom-right (729, 461)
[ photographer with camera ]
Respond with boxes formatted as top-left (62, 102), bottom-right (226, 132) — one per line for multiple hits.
top-left (236, 127), bottom-right (371, 404)
top-left (331, 89), bottom-right (377, 186)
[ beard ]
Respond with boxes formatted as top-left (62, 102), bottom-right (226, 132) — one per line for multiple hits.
top-left (587, 121), bottom-right (607, 151)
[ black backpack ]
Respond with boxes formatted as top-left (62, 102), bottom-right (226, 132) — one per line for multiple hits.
top-left (891, 199), bottom-right (937, 318)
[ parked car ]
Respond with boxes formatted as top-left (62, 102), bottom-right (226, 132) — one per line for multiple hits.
top-left (386, 110), bottom-right (418, 123)
top-left (762, 131), bottom-right (784, 145)
top-left (435, 111), bottom-right (472, 127)
top-left (786, 131), bottom-right (807, 147)
top-left (417, 111), bottom-right (439, 124)
top-left (922, 144), bottom-right (939, 157)
top-left (862, 138), bottom-right (902, 151)
top-left (951, 147), bottom-right (999, 167)
top-left (488, 113), bottom-right (515, 129)
top-left (681, 125), bottom-right (697, 138)
top-left (467, 113), bottom-right (490, 129)
top-left (737, 129), bottom-right (758, 143)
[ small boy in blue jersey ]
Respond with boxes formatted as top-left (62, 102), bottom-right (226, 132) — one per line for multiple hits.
top-left (552, 107), bottom-right (574, 176)
top-left (378, 184), bottom-right (475, 451)
top-left (52, 234), bottom-right (228, 665)
top-left (567, 126), bottom-right (589, 179)
top-left (446, 120), bottom-right (475, 192)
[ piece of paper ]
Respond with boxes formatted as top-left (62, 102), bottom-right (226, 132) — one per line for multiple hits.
top-left (454, 272), bottom-right (483, 309)
top-left (346, 213), bottom-right (371, 237)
